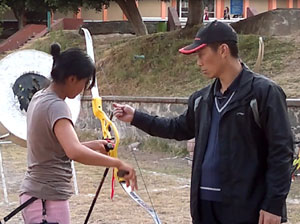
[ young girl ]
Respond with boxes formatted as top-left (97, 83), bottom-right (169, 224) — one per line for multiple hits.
top-left (19, 43), bottom-right (137, 224)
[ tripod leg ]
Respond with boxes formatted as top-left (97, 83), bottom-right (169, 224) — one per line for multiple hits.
top-left (84, 168), bottom-right (109, 224)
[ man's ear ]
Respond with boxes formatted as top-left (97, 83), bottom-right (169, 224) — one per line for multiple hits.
top-left (219, 44), bottom-right (230, 58)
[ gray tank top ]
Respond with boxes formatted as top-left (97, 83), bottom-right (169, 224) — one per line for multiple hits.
top-left (20, 89), bottom-right (74, 200)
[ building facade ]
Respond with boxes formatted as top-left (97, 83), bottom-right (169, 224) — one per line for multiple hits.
top-left (2, 0), bottom-right (300, 23)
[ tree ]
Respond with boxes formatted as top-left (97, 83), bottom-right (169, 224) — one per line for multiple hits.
top-left (114, 0), bottom-right (147, 35)
top-left (0, 0), bottom-right (56, 30)
top-left (1, 0), bottom-right (148, 35)
top-left (0, 0), bottom-right (26, 29)
top-left (0, 3), bottom-right (8, 34)
top-left (184, 0), bottom-right (203, 28)
top-left (82, 0), bottom-right (148, 35)
top-left (46, 0), bottom-right (148, 35)
top-left (45, 0), bottom-right (83, 14)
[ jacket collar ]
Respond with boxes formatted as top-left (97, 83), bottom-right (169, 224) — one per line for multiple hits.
top-left (214, 68), bottom-right (243, 97)
top-left (202, 63), bottom-right (254, 102)
top-left (233, 63), bottom-right (254, 101)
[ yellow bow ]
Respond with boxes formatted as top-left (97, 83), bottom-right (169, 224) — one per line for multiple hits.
top-left (82, 28), bottom-right (161, 224)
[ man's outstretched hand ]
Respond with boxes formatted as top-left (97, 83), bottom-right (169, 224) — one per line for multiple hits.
top-left (113, 103), bottom-right (135, 123)
top-left (258, 210), bottom-right (281, 224)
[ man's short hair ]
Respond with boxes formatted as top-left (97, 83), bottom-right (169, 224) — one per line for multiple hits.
top-left (208, 41), bottom-right (239, 58)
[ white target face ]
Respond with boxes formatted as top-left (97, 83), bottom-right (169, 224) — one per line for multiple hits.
top-left (0, 49), bottom-right (81, 147)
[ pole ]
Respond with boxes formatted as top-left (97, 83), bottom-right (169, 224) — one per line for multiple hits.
top-left (71, 160), bottom-right (79, 195)
top-left (47, 11), bottom-right (51, 31)
top-left (0, 142), bottom-right (9, 204)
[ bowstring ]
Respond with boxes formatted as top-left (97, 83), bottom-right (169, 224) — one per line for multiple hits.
top-left (130, 147), bottom-right (159, 218)
top-left (99, 64), bottom-right (159, 215)
top-left (99, 64), bottom-right (115, 116)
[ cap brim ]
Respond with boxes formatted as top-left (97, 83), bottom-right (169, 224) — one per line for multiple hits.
top-left (179, 43), bottom-right (207, 55)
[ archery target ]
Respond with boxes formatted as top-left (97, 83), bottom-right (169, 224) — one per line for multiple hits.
top-left (0, 49), bottom-right (81, 147)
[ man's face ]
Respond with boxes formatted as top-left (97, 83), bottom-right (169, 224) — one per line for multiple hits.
top-left (196, 45), bottom-right (223, 79)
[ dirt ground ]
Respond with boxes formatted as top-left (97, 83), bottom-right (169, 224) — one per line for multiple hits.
top-left (0, 143), bottom-right (300, 224)
top-left (0, 143), bottom-right (191, 224)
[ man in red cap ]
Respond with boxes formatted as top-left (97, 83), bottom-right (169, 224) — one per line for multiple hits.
top-left (113, 21), bottom-right (293, 224)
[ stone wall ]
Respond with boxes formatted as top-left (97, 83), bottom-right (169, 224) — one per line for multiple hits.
top-left (288, 102), bottom-right (300, 141)
top-left (231, 9), bottom-right (300, 36)
top-left (81, 21), bottom-right (165, 35)
top-left (75, 96), bottom-right (300, 145)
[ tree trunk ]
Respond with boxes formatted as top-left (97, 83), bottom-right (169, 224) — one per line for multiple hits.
top-left (18, 15), bottom-right (24, 30)
top-left (176, 0), bottom-right (180, 17)
top-left (12, 8), bottom-right (25, 30)
top-left (185, 0), bottom-right (203, 28)
top-left (115, 0), bottom-right (148, 36)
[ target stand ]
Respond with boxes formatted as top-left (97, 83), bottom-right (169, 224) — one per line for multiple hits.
top-left (0, 49), bottom-right (81, 205)
top-left (0, 133), bottom-right (11, 204)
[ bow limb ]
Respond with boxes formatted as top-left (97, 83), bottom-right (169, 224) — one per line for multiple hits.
top-left (119, 182), bottom-right (161, 224)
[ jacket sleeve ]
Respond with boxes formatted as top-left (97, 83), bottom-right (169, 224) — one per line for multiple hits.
top-left (259, 84), bottom-right (294, 216)
top-left (130, 94), bottom-right (197, 141)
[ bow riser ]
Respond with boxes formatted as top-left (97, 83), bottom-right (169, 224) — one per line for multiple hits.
top-left (92, 97), bottom-right (122, 181)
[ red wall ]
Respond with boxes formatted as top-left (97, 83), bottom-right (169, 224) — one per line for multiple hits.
top-left (0, 18), bottom-right (83, 53)
top-left (0, 24), bottom-right (46, 52)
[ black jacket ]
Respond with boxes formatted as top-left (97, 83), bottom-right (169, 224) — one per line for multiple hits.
top-left (131, 66), bottom-right (293, 224)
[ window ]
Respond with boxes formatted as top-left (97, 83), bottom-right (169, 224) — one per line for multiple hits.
top-left (179, 0), bottom-right (188, 18)
top-left (179, 0), bottom-right (215, 18)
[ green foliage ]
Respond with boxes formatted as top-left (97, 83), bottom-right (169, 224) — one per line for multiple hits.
top-left (1, 0), bottom-right (23, 18)
top-left (120, 137), bottom-right (188, 156)
top-left (0, 0), bottom-right (107, 28)
top-left (239, 35), bottom-right (295, 74)
top-left (98, 31), bottom-right (211, 97)
top-left (238, 35), bottom-right (260, 67)
top-left (95, 32), bottom-right (295, 97)
top-left (24, 30), bottom-right (84, 52)
top-left (45, 0), bottom-right (82, 13)
top-left (0, 2), bottom-right (9, 34)
top-left (140, 138), bottom-right (188, 156)
top-left (0, 2), bottom-right (8, 14)
top-left (34, 0), bottom-right (108, 14)
top-left (82, 0), bottom-right (109, 11)
top-left (23, 29), bottom-right (296, 98)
